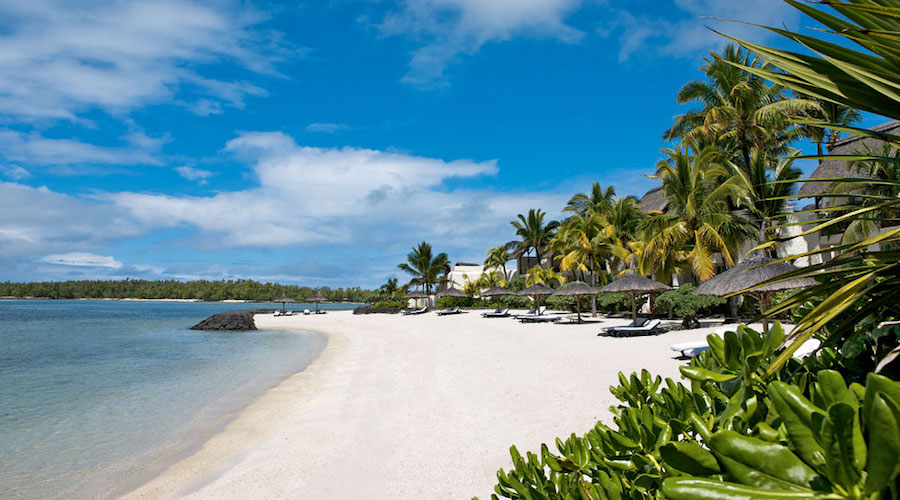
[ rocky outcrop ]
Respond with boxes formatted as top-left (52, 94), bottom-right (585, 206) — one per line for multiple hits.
top-left (191, 310), bottom-right (268, 330)
top-left (353, 305), bottom-right (402, 315)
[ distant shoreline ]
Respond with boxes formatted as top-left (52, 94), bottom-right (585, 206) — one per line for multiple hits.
top-left (0, 297), bottom-right (361, 304)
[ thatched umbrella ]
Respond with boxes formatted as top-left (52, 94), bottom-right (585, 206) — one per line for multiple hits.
top-left (552, 281), bottom-right (600, 323)
top-left (436, 287), bottom-right (467, 298)
top-left (404, 290), bottom-right (430, 309)
top-left (274, 296), bottom-right (296, 314)
top-left (308, 292), bottom-right (327, 313)
top-left (481, 286), bottom-right (514, 308)
top-left (693, 251), bottom-right (817, 333)
top-left (518, 283), bottom-right (555, 314)
top-left (599, 273), bottom-right (671, 320)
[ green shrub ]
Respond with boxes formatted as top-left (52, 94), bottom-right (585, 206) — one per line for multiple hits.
top-left (372, 300), bottom-right (406, 309)
top-left (484, 323), bottom-right (900, 499)
top-left (598, 292), bottom-right (632, 313)
top-left (655, 283), bottom-right (725, 328)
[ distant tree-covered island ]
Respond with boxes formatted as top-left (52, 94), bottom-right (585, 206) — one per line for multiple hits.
top-left (0, 279), bottom-right (377, 303)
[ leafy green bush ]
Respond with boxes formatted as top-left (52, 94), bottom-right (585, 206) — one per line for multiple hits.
top-left (655, 283), bottom-right (725, 328)
top-left (372, 300), bottom-right (406, 308)
top-left (598, 292), bottom-right (632, 313)
top-left (484, 323), bottom-right (900, 499)
top-left (436, 296), bottom-right (474, 308)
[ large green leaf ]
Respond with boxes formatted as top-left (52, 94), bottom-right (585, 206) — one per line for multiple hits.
top-left (709, 431), bottom-right (825, 491)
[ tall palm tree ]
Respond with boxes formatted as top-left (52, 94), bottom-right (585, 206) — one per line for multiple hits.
top-left (565, 183), bottom-right (616, 218)
top-left (795, 94), bottom-right (862, 156)
top-left (665, 44), bottom-right (811, 169)
top-left (644, 145), bottom-right (755, 281)
top-left (507, 209), bottom-right (560, 271)
top-left (379, 278), bottom-right (400, 298)
top-left (551, 214), bottom-right (609, 316)
top-left (730, 149), bottom-right (803, 244)
top-left (483, 246), bottom-right (511, 282)
top-left (397, 241), bottom-right (450, 294)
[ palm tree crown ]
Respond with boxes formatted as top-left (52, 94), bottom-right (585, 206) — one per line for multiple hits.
top-left (397, 241), bottom-right (450, 294)
top-left (507, 209), bottom-right (559, 270)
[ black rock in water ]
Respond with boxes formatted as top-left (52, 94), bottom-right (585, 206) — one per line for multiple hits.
top-left (191, 310), bottom-right (265, 331)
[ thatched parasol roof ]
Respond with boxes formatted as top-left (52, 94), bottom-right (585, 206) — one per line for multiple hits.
top-left (308, 293), bottom-right (327, 302)
top-left (798, 120), bottom-right (900, 197)
top-left (403, 291), bottom-right (430, 299)
top-left (639, 186), bottom-right (667, 213)
top-left (274, 296), bottom-right (297, 303)
top-left (518, 283), bottom-right (555, 296)
top-left (693, 253), bottom-right (817, 297)
top-left (598, 273), bottom-right (671, 294)
top-left (481, 286), bottom-right (515, 297)
top-left (552, 281), bottom-right (600, 297)
top-left (436, 287), bottom-right (467, 298)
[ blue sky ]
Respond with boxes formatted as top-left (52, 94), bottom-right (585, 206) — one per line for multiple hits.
top-left (0, 0), bottom-right (885, 287)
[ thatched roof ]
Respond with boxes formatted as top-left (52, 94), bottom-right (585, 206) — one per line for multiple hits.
top-left (798, 120), bottom-right (900, 197)
top-left (599, 273), bottom-right (671, 294)
top-left (552, 281), bottom-right (600, 296)
top-left (403, 291), bottom-right (430, 299)
top-left (693, 253), bottom-right (817, 297)
top-left (518, 283), bottom-right (555, 296)
top-left (274, 296), bottom-right (296, 303)
top-left (639, 186), bottom-right (667, 213)
top-left (481, 286), bottom-right (515, 297)
top-left (308, 293), bottom-right (327, 302)
top-left (436, 287), bottom-right (467, 298)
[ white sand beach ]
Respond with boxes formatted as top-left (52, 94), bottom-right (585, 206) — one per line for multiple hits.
top-left (123, 310), bottom-right (758, 499)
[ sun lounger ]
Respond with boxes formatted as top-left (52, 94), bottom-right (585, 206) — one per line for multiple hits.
top-left (520, 315), bottom-right (561, 324)
top-left (437, 306), bottom-right (461, 316)
top-left (515, 306), bottom-right (547, 320)
top-left (601, 317), bottom-right (648, 334)
top-left (603, 318), bottom-right (664, 337)
top-left (303, 309), bottom-right (311, 315)
top-left (402, 307), bottom-right (428, 316)
top-left (482, 308), bottom-right (510, 318)
top-left (315, 310), bottom-right (327, 315)
top-left (671, 330), bottom-right (822, 359)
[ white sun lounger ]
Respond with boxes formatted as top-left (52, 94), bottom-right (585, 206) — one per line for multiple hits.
top-left (402, 307), bottom-right (428, 316)
top-left (437, 306), bottom-right (461, 316)
top-left (482, 308), bottom-right (510, 318)
top-left (605, 318), bottom-right (663, 337)
top-left (671, 330), bottom-right (822, 359)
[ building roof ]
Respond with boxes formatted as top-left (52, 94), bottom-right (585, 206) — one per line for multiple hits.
top-left (638, 186), bottom-right (667, 213)
top-left (798, 120), bottom-right (900, 197)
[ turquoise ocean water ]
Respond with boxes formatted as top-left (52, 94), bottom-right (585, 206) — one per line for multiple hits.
top-left (0, 300), bottom-right (351, 499)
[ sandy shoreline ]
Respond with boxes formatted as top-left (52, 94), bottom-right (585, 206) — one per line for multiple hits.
top-left (122, 310), bottom-right (757, 499)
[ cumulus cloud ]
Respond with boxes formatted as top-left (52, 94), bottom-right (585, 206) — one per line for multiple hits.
top-left (175, 166), bottom-right (214, 184)
top-left (0, 164), bottom-right (30, 180)
top-left (42, 252), bottom-right (123, 269)
top-left (377, 0), bottom-right (584, 86)
top-left (609, 0), bottom-right (801, 62)
top-left (0, 182), bottom-right (143, 262)
top-left (0, 130), bottom-right (159, 167)
top-left (0, 0), bottom-right (290, 122)
top-left (305, 123), bottom-right (350, 133)
top-left (108, 131), bottom-right (567, 251)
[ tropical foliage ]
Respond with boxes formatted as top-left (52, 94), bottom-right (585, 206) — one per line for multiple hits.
top-left (397, 241), bottom-right (451, 294)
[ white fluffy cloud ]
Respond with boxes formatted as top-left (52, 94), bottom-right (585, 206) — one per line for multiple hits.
top-left (42, 252), bottom-right (123, 269)
top-left (0, 0), bottom-right (288, 122)
top-left (175, 166), bottom-right (214, 184)
top-left (611, 0), bottom-right (801, 62)
top-left (0, 182), bottom-right (143, 262)
top-left (305, 123), bottom-right (350, 133)
top-left (108, 132), bottom-right (567, 250)
top-left (378, 0), bottom-right (584, 85)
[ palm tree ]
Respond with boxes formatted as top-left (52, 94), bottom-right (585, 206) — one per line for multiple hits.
top-left (378, 278), bottom-right (400, 299)
top-left (730, 149), bottom-right (803, 245)
top-left (484, 246), bottom-right (511, 282)
top-left (644, 145), bottom-right (755, 281)
top-left (665, 44), bottom-right (812, 169)
top-left (565, 183), bottom-right (616, 218)
top-left (525, 266), bottom-right (566, 288)
top-left (795, 94), bottom-right (862, 156)
top-left (397, 241), bottom-right (451, 294)
top-left (507, 209), bottom-right (560, 271)
top-left (551, 214), bottom-right (607, 316)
